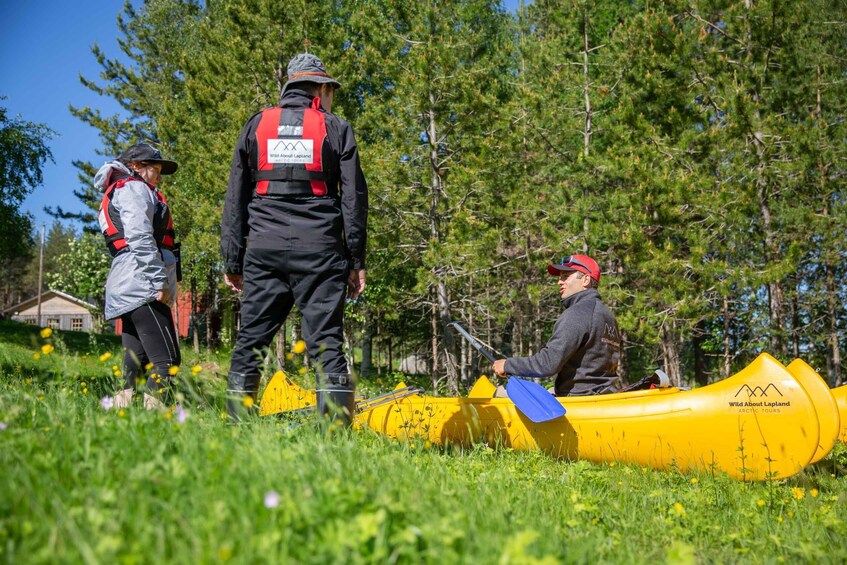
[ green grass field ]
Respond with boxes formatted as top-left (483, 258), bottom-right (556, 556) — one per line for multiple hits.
top-left (1, 319), bottom-right (845, 564)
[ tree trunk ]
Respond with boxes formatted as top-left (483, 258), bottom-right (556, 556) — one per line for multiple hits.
top-left (618, 329), bottom-right (628, 384)
top-left (826, 262), bottom-right (842, 387)
top-left (292, 318), bottom-right (307, 370)
top-left (360, 306), bottom-right (373, 379)
top-left (693, 321), bottom-right (708, 387)
top-left (430, 300), bottom-right (439, 392)
top-left (275, 328), bottom-right (286, 370)
top-left (427, 89), bottom-right (459, 395)
top-left (790, 283), bottom-right (800, 360)
top-left (744, 0), bottom-right (784, 358)
top-left (191, 276), bottom-right (199, 354)
top-left (581, 8), bottom-right (593, 245)
top-left (723, 295), bottom-right (731, 379)
top-left (437, 277), bottom-right (459, 395)
top-left (661, 322), bottom-right (682, 387)
top-left (387, 337), bottom-right (393, 374)
top-left (205, 269), bottom-right (215, 354)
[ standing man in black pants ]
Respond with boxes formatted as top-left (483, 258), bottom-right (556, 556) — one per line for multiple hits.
top-left (221, 53), bottom-right (368, 422)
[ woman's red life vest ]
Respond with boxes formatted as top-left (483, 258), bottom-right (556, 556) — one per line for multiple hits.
top-left (98, 176), bottom-right (176, 257)
top-left (252, 97), bottom-right (333, 197)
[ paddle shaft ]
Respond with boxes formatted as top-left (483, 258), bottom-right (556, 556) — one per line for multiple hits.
top-left (448, 322), bottom-right (497, 364)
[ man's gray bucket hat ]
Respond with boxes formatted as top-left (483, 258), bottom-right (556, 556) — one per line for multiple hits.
top-left (282, 53), bottom-right (342, 94)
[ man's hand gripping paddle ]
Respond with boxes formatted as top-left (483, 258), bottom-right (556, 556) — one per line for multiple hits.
top-left (448, 322), bottom-right (566, 423)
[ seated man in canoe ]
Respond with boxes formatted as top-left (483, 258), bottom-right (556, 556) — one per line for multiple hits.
top-left (492, 254), bottom-right (623, 396)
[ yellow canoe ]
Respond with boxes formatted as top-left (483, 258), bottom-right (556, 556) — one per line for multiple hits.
top-left (261, 353), bottom-right (830, 480)
top-left (784, 359), bottom-right (841, 462)
top-left (832, 384), bottom-right (847, 443)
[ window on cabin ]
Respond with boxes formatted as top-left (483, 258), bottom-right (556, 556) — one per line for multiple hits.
top-left (71, 318), bottom-right (83, 331)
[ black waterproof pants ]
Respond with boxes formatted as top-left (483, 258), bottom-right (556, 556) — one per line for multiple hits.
top-left (227, 247), bottom-right (350, 412)
top-left (120, 300), bottom-right (181, 392)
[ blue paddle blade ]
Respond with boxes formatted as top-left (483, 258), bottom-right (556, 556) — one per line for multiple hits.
top-left (506, 377), bottom-right (566, 423)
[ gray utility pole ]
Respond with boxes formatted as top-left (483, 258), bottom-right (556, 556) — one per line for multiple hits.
top-left (36, 223), bottom-right (45, 326)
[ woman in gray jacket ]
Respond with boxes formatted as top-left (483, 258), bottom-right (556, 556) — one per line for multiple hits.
top-left (94, 144), bottom-right (181, 409)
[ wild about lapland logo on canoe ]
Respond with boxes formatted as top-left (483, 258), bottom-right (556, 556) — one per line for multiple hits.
top-left (728, 383), bottom-right (791, 412)
top-left (734, 384), bottom-right (783, 398)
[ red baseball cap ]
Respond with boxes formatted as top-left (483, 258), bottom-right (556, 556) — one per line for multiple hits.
top-left (547, 254), bottom-right (601, 282)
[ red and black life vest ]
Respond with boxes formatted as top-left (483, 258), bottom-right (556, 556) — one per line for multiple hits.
top-left (252, 97), bottom-right (334, 197)
top-left (98, 176), bottom-right (176, 258)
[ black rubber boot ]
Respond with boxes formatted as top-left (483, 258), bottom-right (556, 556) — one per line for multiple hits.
top-left (226, 371), bottom-right (259, 422)
top-left (317, 373), bottom-right (355, 427)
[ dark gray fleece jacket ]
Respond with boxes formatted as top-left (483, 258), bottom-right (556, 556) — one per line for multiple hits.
top-left (505, 289), bottom-right (621, 396)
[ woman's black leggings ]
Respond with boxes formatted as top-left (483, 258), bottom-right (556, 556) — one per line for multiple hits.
top-left (120, 300), bottom-right (181, 392)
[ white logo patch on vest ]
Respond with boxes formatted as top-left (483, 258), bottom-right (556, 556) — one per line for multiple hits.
top-left (268, 139), bottom-right (314, 164)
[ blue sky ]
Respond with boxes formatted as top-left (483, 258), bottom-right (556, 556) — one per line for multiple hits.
top-left (0, 1), bottom-right (125, 230)
top-left (1, 1), bottom-right (525, 232)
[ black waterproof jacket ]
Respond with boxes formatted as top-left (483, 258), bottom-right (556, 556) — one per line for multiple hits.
top-left (221, 89), bottom-right (368, 274)
top-left (505, 289), bottom-right (621, 396)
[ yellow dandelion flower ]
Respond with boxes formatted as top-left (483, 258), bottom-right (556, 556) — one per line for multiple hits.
top-left (292, 340), bottom-right (307, 354)
top-left (80, 381), bottom-right (87, 387)
top-left (777, 516), bottom-right (783, 523)
top-left (787, 511), bottom-right (794, 518)
top-left (114, 370), bottom-right (122, 377)
top-left (118, 410), bottom-right (125, 417)
top-left (41, 344), bottom-right (54, 355)
top-left (791, 487), bottom-right (805, 500)
top-left (191, 365), bottom-right (202, 375)
top-left (298, 367), bottom-right (308, 375)
top-left (757, 499), bottom-right (766, 507)
top-left (33, 353), bottom-right (41, 360)
top-left (810, 488), bottom-right (819, 498)
top-left (690, 478), bottom-right (698, 484)
top-left (99, 352), bottom-right (112, 362)
top-left (242, 396), bottom-right (254, 408)
top-left (40, 327), bottom-right (53, 338)
top-left (285, 353), bottom-right (293, 360)
top-left (82, 355), bottom-right (88, 360)
top-left (112, 365), bottom-right (118, 371)
top-left (424, 440), bottom-right (432, 449)
top-left (164, 411), bottom-right (173, 420)
top-left (168, 366), bottom-right (180, 376)
top-left (674, 502), bottom-right (685, 513)
top-left (82, 388), bottom-right (88, 395)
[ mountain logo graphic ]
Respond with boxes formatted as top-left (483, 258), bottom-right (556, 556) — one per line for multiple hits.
top-left (271, 140), bottom-right (310, 152)
top-left (734, 383), bottom-right (784, 398)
